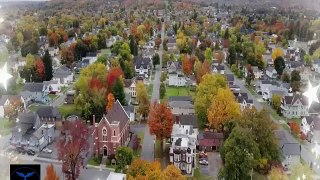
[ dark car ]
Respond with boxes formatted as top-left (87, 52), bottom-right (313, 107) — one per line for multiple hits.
top-left (27, 149), bottom-right (36, 156)
top-left (16, 147), bottom-right (26, 154)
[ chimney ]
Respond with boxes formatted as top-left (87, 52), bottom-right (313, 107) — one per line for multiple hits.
top-left (93, 115), bottom-right (96, 127)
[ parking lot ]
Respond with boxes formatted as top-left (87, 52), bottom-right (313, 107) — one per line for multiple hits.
top-left (199, 152), bottom-right (222, 178)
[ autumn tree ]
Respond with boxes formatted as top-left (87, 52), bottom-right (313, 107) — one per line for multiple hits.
top-left (4, 98), bottom-right (24, 121)
top-left (194, 74), bottom-right (227, 128)
top-left (290, 122), bottom-right (300, 135)
top-left (43, 50), bottom-right (53, 81)
top-left (112, 77), bottom-right (127, 106)
top-left (136, 82), bottom-right (149, 121)
top-left (281, 72), bottom-right (290, 83)
top-left (35, 58), bottom-right (45, 81)
top-left (291, 163), bottom-right (313, 180)
top-left (205, 47), bottom-right (213, 63)
top-left (148, 102), bottom-right (174, 153)
top-left (106, 93), bottom-right (115, 111)
top-left (182, 54), bottom-right (191, 76)
top-left (106, 67), bottom-right (124, 89)
top-left (115, 147), bottom-right (134, 173)
top-left (271, 94), bottom-right (282, 115)
top-left (207, 88), bottom-right (240, 130)
top-left (272, 48), bottom-right (284, 60)
top-left (290, 70), bottom-right (301, 92)
top-left (57, 120), bottom-right (89, 180)
top-left (274, 56), bottom-right (285, 77)
top-left (44, 164), bottom-right (59, 180)
top-left (162, 165), bottom-right (186, 180)
top-left (219, 127), bottom-right (260, 180)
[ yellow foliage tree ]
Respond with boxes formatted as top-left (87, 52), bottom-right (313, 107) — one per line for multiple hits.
top-left (161, 165), bottom-right (186, 180)
top-left (268, 167), bottom-right (288, 180)
top-left (44, 164), bottom-right (59, 180)
top-left (207, 88), bottom-right (240, 130)
top-left (272, 48), bottom-right (284, 61)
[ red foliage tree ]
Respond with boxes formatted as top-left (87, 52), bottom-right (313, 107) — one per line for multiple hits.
top-left (189, 55), bottom-right (196, 70)
top-left (148, 102), bottom-right (174, 154)
top-left (90, 77), bottom-right (102, 89)
top-left (106, 67), bottom-right (124, 88)
top-left (50, 32), bottom-right (59, 46)
top-left (35, 58), bottom-right (45, 79)
top-left (182, 54), bottom-right (191, 76)
top-left (57, 120), bottom-right (89, 180)
top-left (290, 122), bottom-right (300, 135)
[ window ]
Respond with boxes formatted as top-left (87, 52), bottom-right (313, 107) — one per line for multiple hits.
top-left (113, 130), bottom-right (115, 136)
top-left (102, 129), bottom-right (107, 141)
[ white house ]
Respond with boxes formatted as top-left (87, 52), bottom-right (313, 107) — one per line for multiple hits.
top-left (244, 66), bottom-right (263, 79)
top-left (281, 95), bottom-right (309, 119)
top-left (52, 66), bottom-right (74, 85)
top-left (81, 52), bottom-right (98, 65)
top-left (234, 93), bottom-right (253, 111)
top-left (129, 80), bottom-right (136, 98)
top-left (43, 81), bottom-right (61, 94)
top-left (211, 65), bottom-right (224, 74)
top-left (133, 56), bottom-right (151, 78)
top-left (168, 96), bottom-right (194, 115)
top-left (48, 47), bottom-right (59, 57)
top-left (169, 124), bottom-right (198, 175)
top-left (168, 73), bottom-right (187, 87)
top-left (266, 67), bottom-right (277, 79)
top-left (300, 116), bottom-right (318, 136)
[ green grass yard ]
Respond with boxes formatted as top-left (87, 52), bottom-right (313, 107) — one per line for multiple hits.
top-left (28, 105), bottom-right (39, 112)
top-left (88, 157), bottom-right (100, 166)
top-left (162, 86), bottom-right (194, 101)
top-left (49, 94), bottom-right (58, 100)
top-left (0, 118), bottom-right (14, 136)
top-left (59, 104), bottom-right (79, 117)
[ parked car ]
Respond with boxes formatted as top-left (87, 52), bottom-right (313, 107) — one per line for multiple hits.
top-left (43, 148), bottom-right (53, 153)
top-left (27, 149), bottom-right (36, 156)
top-left (199, 159), bottom-right (209, 165)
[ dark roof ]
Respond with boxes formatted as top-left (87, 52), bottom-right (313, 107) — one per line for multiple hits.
top-left (199, 131), bottom-right (224, 140)
top-left (304, 116), bottom-right (319, 125)
top-left (33, 123), bottom-right (54, 139)
top-left (124, 79), bottom-right (133, 88)
top-left (168, 96), bottom-right (192, 102)
top-left (212, 65), bottom-right (224, 71)
top-left (105, 100), bottom-right (129, 131)
top-left (133, 56), bottom-right (151, 69)
top-left (54, 66), bottom-right (72, 78)
top-left (86, 52), bottom-right (97, 57)
top-left (167, 37), bottom-right (176, 44)
top-left (23, 83), bottom-right (44, 92)
top-left (123, 105), bottom-right (134, 113)
top-left (36, 106), bottom-right (61, 119)
top-left (274, 130), bottom-right (301, 156)
top-left (282, 95), bottom-right (308, 106)
top-left (175, 114), bottom-right (198, 128)
top-left (289, 61), bottom-right (303, 68)
top-left (225, 74), bottom-right (234, 82)
top-left (12, 112), bottom-right (39, 135)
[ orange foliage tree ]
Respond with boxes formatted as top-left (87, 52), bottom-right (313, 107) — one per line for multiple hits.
top-left (290, 122), bottom-right (300, 135)
top-left (182, 54), bottom-right (191, 76)
top-left (148, 102), bottom-right (174, 154)
top-left (44, 164), bottom-right (59, 180)
top-left (35, 58), bottom-right (45, 79)
top-left (106, 67), bottom-right (124, 88)
top-left (106, 93), bottom-right (115, 111)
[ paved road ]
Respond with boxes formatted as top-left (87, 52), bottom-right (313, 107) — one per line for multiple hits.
top-left (140, 20), bottom-right (165, 162)
top-left (224, 65), bottom-right (320, 176)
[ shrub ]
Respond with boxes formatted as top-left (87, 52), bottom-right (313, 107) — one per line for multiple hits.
top-left (290, 122), bottom-right (300, 135)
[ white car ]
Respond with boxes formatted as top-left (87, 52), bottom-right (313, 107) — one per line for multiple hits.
top-left (43, 148), bottom-right (53, 153)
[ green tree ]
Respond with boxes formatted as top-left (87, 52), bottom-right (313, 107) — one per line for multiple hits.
top-left (115, 147), bottom-right (133, 173)
top-left (274, 56), bottom-right (285, 77)
top-left (303, 54), bottom-right (313, 66)
top-left (228, 45), bottom-right (236, 65)
top-left (43, 50), bottom-right (53, 81)
top-left (17, 32), bottom-right (24, 47)
top-left (194, 74), bottom-right (227, 128)
top-left (21, 40), bottom-right (39, 57)
top-left (112, 77), bottom-right (127, 105)
top-left (205, 48), bottom-right (213, 63)
top-left (97, 55), bottom-right (107, 65)
top-left (291, 163), bottom-right (313, 180)
top-left (281, 72), bottom-right (290, 83)
top-left (224, 28), bottom-right (230, 39)
top-left (160, 82), bottom-right (166, 99)
top-left (219, 126), bottom-right (260, 180)
top-left (162, 51), bottom-right (169, 68)
top-left (152, 53), bottom-right (160, 68)
top-left (272, 95), bottom-right (282, 115)
top-left (291, 70), bottom-right (301, 92)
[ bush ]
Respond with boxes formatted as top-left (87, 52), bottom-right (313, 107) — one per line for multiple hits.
top-left (106, 158), bottom-right (111, 165)
top-left (290, 122), bottom-right (300, 135)
top-left (300, 133), bottom-right (307, 140)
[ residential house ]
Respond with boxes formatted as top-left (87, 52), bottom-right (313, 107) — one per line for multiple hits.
top-left (36, 106), bottom-right (61, 122)
top-left (262, 88), bottom-right (287, 102)
top-left (256, 80), bottom-right (279, 95)
top-left (266, 67), bottom-right (277, 79)
top-left (313, 60), bottom-right (320, 73)
top-left (10, 112), bottom-right (54, 151)
top-left (211, 65), bottom-right (225, 74)
top-left (0, 95), bottom-right (26, 118)
top-left (169, 124), bottom-right (197, 175)
top-left (20, 83), bottom-right (49, 105)
top-left (234, 92), bottom-right (253, 111)
top-left (275, 130), bottom-right (301, 166)
top-left (168, 96), bottom-right (194, 115)
top-left (43, 80), bottom-right (61, 94)
top-left (198, 131), bottom-right (224, 151)
top-left (92, 100), bottom-right (130, 157)
top-left (244, 66), bottom-right (263, 79)
top-left (133, 56), bottom-right (151, 78)
top-left (48, 47), bottom-right (59, 57)
top-left (281, 95), bottom-right (309, 119)
top-left (143, 41), bottom-right (155, 49)
top-left (65, 90), bottom-right (75, 104)
top-left (128, 79), bottom-right (137, 99)
top-left (300, 116), bottom-right (320, 142)
top-left (285, 61), bottom-right (304, 73)
top-left (167, 37), bottom-right (177, 50)
top-left (81, 52), bottom-right (98, 64)
top-left (52, 66), bottom-right (74, 85)
top-left (123, 105), bottom-right (135, 122)
top-left (225, 74), bottom-right (234, 86)
top-left (167, 61), bottom-right (188, 86)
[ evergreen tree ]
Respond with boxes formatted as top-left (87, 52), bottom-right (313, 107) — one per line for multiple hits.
top-left (134, 42), bottom-right (138, 56)
top-left (43, 50), bottom-right (53, 81)
top-left (112, 77), bottom-right (127, 105)
top-left (129, 35), bottom-right (135, 55)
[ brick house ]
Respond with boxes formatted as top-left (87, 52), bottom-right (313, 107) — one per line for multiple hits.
top-left (92, 100), bottom-right (130, 158)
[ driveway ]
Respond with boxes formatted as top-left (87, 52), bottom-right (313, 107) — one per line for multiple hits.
top-left (200, 152), bottom-right (222, 178)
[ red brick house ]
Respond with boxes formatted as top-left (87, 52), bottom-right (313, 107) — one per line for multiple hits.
top-left (92, 100), bottom-right (130, 157)
top-left (198, 131), bottom-right (224, 151)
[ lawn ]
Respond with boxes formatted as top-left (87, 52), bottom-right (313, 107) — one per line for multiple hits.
top-left (162, 86), bottom-right (194, 100)
top-left (0, 118), bottom-right (14, 136)
top-left (28, 105), bottom-right (39, 112)
top-left (59, 104), bottom-right (79, 117)
top-left (101, 49), bottom-right (111, 55)
top-left (88, 157), bottom-right (100, 166)
top-left (147, 83), bottom-right (153, 99)
top-left (246, 85), bottom-right (257, 96)
top-left (61, 86), bottom-right (68, 93)
top-left (49, 94), bottom-right (58, 100)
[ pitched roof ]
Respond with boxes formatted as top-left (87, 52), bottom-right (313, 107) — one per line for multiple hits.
top-left (289, 61), bottom-right (303, 68)
top-left (36, 106), bottom-right (61, 119)
top-left (105, 100), bottom-right (129, 131)
top-left (198, 131), bottom-right (224, 140)
top-left (123, 105), bottom-right (134, 113)
top-left (168, 96), bottom-right (192, 102)
top-left (133, 56), bottom-right (151, 69)
top-left (53, 66), bottom-right (72, 78)
top-left (23, 83), bottom-right (44, 92)
top-left (225, 74), bottom-right (234, 82)
top-left (282, 95), bottom-right (308, 106)
top-left (167, 37), bottom-right (176, 44)
top-left (274, 130), bottom-right (301, 156)
top-left (212, 64), bottom-right (224, 71)
top-left (175, 114), bottom-right (198, 128)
